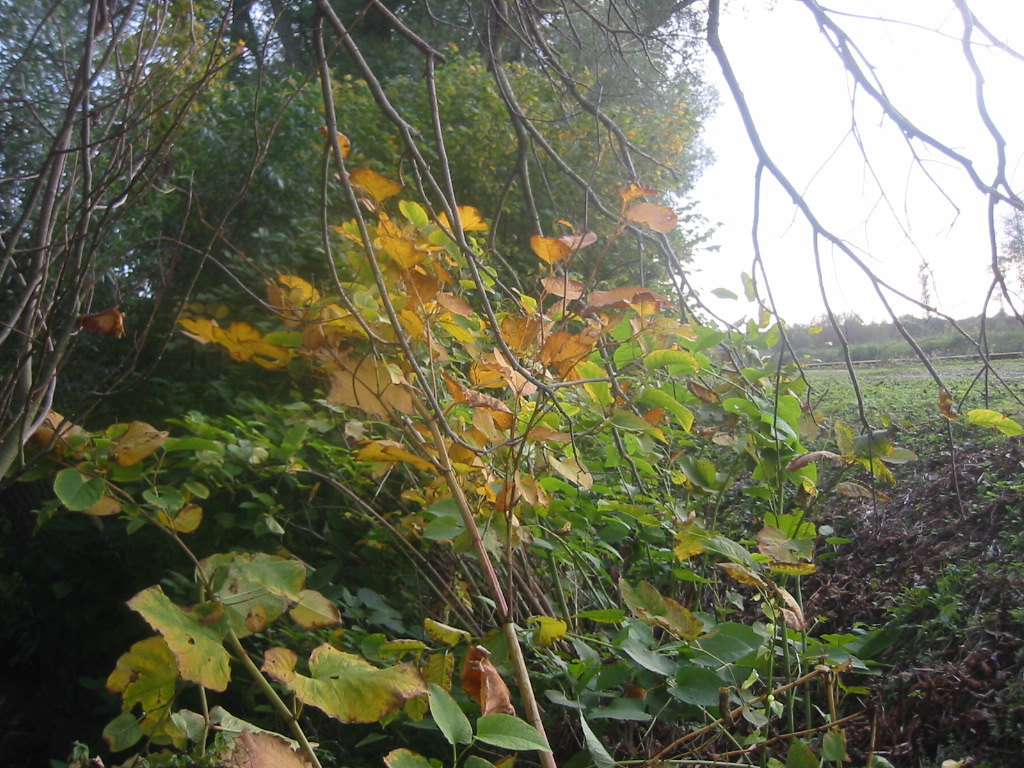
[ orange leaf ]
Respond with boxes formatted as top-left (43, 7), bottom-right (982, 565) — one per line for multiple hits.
top-left (687, 380), bottom-right (719, 404)
top-left (540, 276), bottom-right (586, 301)
top-left (379, 234), bottom-right (427, 269)
top-left (539, 331), bottom-right (600, 376)
top-left (525, 427), bottom-right (572, 443)
top-left (460, 646), bottom-right (515, 716)
top-left (435, 292), bottom-right (474, 318)
top-left (79, 309), bottom-right (125, 338)
top-left (625, 202), bottom-right (678, 233)
top-left (558, 231), bottom-right (597, 251)
top-left (530, 236), bottom-right (571, 265)
top-left (320, 127), bottom-right (352, 159)
top-left (581, 286), bottom-right (669, 315)
top-left (350, 168), bottom-right (402, 202)
top-left (438, 206), bottom-right (489, 232)
top-left (500, 316), bottom-right (546, 352)
top-left (620, 182), bottom-right (659, 203)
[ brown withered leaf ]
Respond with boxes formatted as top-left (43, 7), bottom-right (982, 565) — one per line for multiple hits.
top-left (785, 450), bottom-right (842, 472)
top-left (539, 331), bottom-right (599, 376)
top-left (558, 231), bottom-right (597, 251)
top-left (939, 387), bottom-right (960, 419)
top-left (540, 276), bottom-right (586, 301)
top-left (460, 646), bottom-right (515, 716)
top-left (687, 380), bottom-right (719, 404)
top-left (223, 729), bottom-right (314, 768)
top-left (444, 376), bottom-right (514, 430)
top-left (79, 308), bottom-right (125, 338)
top-left (435, 292), bottom-right (474, 318)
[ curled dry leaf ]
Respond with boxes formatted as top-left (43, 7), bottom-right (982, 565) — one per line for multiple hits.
top-left (79, 308), bottom-right (125, 338)
top-left (320, 126), bottom-right (351, 158)
top-left (619, 182), bottom-right (659, 202)
top-left (581, 286), bottom-right (669, 316)
top-left (938, 387), bottom-right (960, 419)
top-left (558, 230), bottom-right (597, 251)
top-left (785, 450), bottom-right (842, 472)
top-left (460, 645), bottom-right (515, 716)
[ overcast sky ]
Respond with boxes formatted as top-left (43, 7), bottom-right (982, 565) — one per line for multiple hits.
top-left (688, 0), bottom-right (1024, 325)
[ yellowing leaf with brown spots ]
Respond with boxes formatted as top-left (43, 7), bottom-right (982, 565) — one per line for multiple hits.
top-left (222, 729), bottom-right (315, 768)
top-left (290, 589), bottom-right (343, 629)
top-left (262, 644), bottom-right (426, 723)
top-left (939, 387), bottom-right (960, 419)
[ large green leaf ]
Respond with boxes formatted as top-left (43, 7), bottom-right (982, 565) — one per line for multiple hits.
top-left (53, 468), bottom-right (105, 511)
top-left (262, 644), bottom-right (426, 723)
top-left (579, 714), bottom-right (616, 768)
top-left (475, 713), bottom-right (551, 752)
top-left (127, 586), bottom-right (231, 691)
top-left (428, 683), bottom-right (472, 745)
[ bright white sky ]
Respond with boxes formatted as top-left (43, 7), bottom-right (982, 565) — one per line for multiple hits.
top-left (689, 0), bottom-right (1024, 324)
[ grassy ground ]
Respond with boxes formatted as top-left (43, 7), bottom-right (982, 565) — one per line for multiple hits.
top-left (797, 358), bottom-right (1024, 767)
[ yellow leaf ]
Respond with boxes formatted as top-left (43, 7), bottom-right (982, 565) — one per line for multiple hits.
top-left (379, 234), bottom-right (427, 269)
top-left (357, 440), bottom-right (435, 473)
top-left (718, 563), bottom-right (767, 589)
top-left (350, 168), bottom-right (402, 202)
top-left (438, 206), bottom-right (489, 232)
top-left (83, 495), bottom-right (122, 516)
top-left (111, 421), bottom-right (169, 466)
top-left (547, 451), bottom-right (593, 490)
top-left (625, 202), bottom-right (678, 233)
top-left (620, 182), bottom-right (659, 202)
top-left (424, 618), bottom-right (472, 646)
top-left (327, 355), bottom-right (416, 418)
top-left (529, 616), bottom-right (568, 647)
top-left (530, 236), bottom-right (571, 265)
top-left (290, 589), bottom-right (343, 629)
top-left (321, 126), bottom-right (352, 158)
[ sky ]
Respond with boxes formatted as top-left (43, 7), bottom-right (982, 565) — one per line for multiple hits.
top-left (687, 0), bottom-right (1024, 325)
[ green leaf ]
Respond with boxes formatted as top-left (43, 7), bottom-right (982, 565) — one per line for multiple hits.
top-left (821, 729), bottom-right (848, 762)
top-left (711, 287), bottom-right (738, 300)
top-left (967, 408), bottom-right (1024, 436)
top-left (262, 644), bottom-right (426, 723)
top-left (463, 757), bottom-right (497, 768)
top-left (200, 552), bottom-right (307, 638)
top-left (106, 636), bottom-right (180, 738)
top-left (640, 388), bottom-right (694, 432)
top-left (428, 683), bottom-right (472, 745)
top-left (572, 608), bottom-right (627, 623)
top-left (400, 200), bottom-right (430, 228)
top-left (643, 348), bottom-right (700, 373)
top-left (54, 468), bottom-right (105, 511)
top-left (103, 711), bottom-right (144, 752)
top-left (785, 738), bottom-right (818, 768)
top-left (579, 714), bottom-right (616, 768)
top-left (475, 713), bottom-right (551, 752)
top-left (670, 665), bottom-right (727, 707)
top-left (127, 586), bottom-right (231, 691)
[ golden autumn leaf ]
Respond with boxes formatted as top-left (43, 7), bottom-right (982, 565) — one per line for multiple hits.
top-left (326, 355), bottom-right (416, 418)
top-left (403, 268), bottom-right (441, 308)
top-left (289, 589), bottom-right (343, 630)
top-left (357, 440), bottom-right (435, 473)
top-left (320, 126), bottom-right (352, 159)
top-left (111, 421), bottom-right (169, 466)
top-left (499, 315), bottom-right (547, 352)
top-left (444, 376), bottom-right (514, 429)
top-left (619, 182), bottom-right (659, 202)
top-left (718, 563), bottom-right (768, 590)
top-left (79, 308), bottom-right (125, 338)
top-left (178, 318), bottom-right (293, 369)
top-left (350, 168), bottom-right (402, 202)
top-left (83, 495), bottom-right (122, 516)
top-left (438, 206), bottom-right (489, 232)
top-left (379, 234), bottom-right (428, 269)
top-left (625, 201), bottom-right (678, 233)
top-left (539, 331), bottom-right (600, 376)
top-left (460, 646), bottom-right (515, 716)
top-left (530, 235), bottom-right (571, 265)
